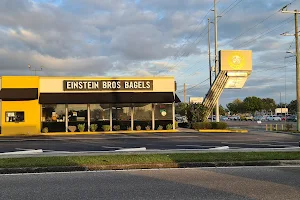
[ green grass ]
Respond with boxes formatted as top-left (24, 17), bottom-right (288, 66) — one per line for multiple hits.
top-left (1, 152), bottom-right (300, 169)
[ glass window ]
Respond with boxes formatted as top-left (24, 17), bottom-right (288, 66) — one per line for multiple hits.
top-left (68, 104), bottom-right (88, 122)
top-left (112, 104), bottom-right (131, 130)
top-left (112, 104), bottom-right (131, 121)
top-left (5, 111), bottom-right (24, 122)
top-left (133, 103), bottom-right (152, 130)
top-left (133, 104), bottom-right (152, 121)
top-left (42, 104), bottom-right (66, 122)
top-left (90, 104), bottom-right (110, 121)
top-left (155, 103), bottom-right (173, 120)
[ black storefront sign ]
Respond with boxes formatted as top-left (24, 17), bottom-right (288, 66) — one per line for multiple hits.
top-left (63, 80), bottom-right (153, 91)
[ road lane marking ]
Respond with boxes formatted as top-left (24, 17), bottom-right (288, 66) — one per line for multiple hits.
top-left (102, 146), bottom-right (122, 149)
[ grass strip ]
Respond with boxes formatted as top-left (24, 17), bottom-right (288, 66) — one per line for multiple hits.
top-left (1, 152), bottom-right (300, 169)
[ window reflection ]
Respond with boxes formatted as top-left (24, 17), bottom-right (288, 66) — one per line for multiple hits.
top-left (90, 104), bottom-right (110, 121)
top-left (112, 104), bottom-right (131, 130)
top-left (68, 104), bottom-right (87, 122)
top-left (41, 104), bottom-right (66, 132)
top-left (42, 104), bottom-right (66, 122)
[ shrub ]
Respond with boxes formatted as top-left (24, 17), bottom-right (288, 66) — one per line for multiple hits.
top-left (217, 122), bottom-right (228, 129)
top-left (192, 122), bottom-right (212, 130)
top-left (192, 122), bottom-right (228, 130)
top-left (210, 122), bottom-right (218, 129)
top-left (113, 125), bottom-right (120, 131)
top-left (68, 126), bottom-right (77, 132)
top-left (166, 124), bottom-right (173, 130)
top-left (90, 124), bottom-right (98, 132)
top-left (145, 125), bottom-right (151, 130)
top-left (77, 123), bottom-right (85, 132)
top-left (42, 127), bottom-right (48, 133)
top-left (175, 121), bottom-right (178, 129)
top-left (286, 123), bottom-right (293, 131)
top-left (136, 125), bottom-right (142, 131)
top-left (157, 125), bottom-right (164, 130)
top-left (102, 125), bottom-right (110, 131)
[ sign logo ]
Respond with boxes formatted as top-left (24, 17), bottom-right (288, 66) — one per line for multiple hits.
top-left (228, 52), bottom-right (245, 70)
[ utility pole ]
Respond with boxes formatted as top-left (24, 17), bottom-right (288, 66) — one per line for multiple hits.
top-left (184, 83), bottom-right (187, 103)
top-left (208, 18), bottom-right (213, 121)
top-left (214, 0), bottom-right (220, 122)
top-left (281, 7), bottom-right (300, 131)
top-left (280, 92), bottom-right (282, 115)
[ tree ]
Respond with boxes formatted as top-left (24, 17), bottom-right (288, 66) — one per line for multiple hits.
top-left (261, 98), bottom-right (276, 113)
top-left (175, 103), bottom-right (188, 116)
top-left (243, 96), bottom-right (263, 114)
top-left (288, 100), bottom-right (297, 114)
top-left (226, 98), bottom-right (244, 114)
top-left (186, 103), bottom-right (207, 123)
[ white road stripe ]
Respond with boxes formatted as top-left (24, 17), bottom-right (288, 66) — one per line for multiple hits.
top-left (102, 146), bottom-right (122, 149)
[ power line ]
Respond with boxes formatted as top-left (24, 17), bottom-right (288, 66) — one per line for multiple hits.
top-left (220, 0), bottom-right (297, 47)
top-left (177, 78), bottom-right (210, 93)
top-left (220, 0), bottom-right (243, 17)
top-left (235, 16), bottom-right (293, 48)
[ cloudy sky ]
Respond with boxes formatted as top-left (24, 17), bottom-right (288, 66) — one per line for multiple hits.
top-left (0, 0), bottom-right (299, 106)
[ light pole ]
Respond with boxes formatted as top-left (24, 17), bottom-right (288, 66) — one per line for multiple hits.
top-left (28, 64), bottom-right (43, 76)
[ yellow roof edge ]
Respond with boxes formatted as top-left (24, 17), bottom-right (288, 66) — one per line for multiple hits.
top-left (0, 76), bottom-right (174, 79)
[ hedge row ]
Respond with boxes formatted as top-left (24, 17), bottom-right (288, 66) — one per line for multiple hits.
top-left (192, 122), bottom-right (228, 130)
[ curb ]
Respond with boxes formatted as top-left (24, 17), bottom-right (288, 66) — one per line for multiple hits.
top-left (0, 130), bottom-right (179, 137)
top-left (198, 129), bottom-right (248, 133)
top-left (1, 160), bottom-right (299, 174)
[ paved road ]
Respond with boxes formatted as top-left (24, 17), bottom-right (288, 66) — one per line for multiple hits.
top-left (1, 167), bottom-right (300, 199)
top-left (0, 129), bottom-right (299, 153)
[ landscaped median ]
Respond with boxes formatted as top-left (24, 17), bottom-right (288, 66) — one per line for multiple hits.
top-left (193, 122), bottom-right (248, 133)
top-left (0, 152), bottom-right (300, 174)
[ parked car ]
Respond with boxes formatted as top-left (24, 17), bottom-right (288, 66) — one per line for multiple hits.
top-left (280, 114), bottom-right (291, 121)
top-left (244, 116), bottom-right (253, 121)
top-left (266, 115), bottom-right (282, 121)
top-left (220, 116), bottom-right (229, 121)
top-left (228, 115), bottom-right (240, 121)
top-left (286, 115), bottom-right (297, 122)
top-left (254, 116), bottom-right (264, 121)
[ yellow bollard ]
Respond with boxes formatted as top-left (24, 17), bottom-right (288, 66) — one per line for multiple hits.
top-left (266, 124), bottom-right (268, 131)
top-left (282, 124), bottom-right (284, 130)
top-left (275, 124), bottom-right (278, 131)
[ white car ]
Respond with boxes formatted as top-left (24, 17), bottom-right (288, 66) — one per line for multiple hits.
top-left (266, 115), bottom-right (281, 121)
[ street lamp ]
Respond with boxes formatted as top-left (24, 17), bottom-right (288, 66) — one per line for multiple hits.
top-left (28, 64), bottom-right (43, 76)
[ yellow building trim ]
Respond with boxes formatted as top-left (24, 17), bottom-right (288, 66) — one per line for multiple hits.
top-left (0, 130), bottom-right (178, 136)
top-left (39, 76), bottom-right (175, 80)
top-left (1, 77), bottom-right (40, 135)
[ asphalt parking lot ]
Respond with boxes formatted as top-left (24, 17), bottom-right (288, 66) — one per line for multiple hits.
top-left (0, 126), bottom-right (299, 154)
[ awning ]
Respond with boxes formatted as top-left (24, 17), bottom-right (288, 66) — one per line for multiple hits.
top-left (0, 88), bottom-right (38, 101)
top-left (39, 92), bottom-right (179, 104)
top-left (175, 94), bottom-right (181, 103)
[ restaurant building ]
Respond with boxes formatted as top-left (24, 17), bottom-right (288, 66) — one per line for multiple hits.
top-left (0, 76), bottom-right (180, 135)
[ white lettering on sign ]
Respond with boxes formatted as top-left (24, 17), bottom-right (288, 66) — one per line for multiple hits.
top-left (64, 80), bottom-right (152, 90)
top-left (102, 81), bottom-right (121, 89)
top-left (124, 81), bottom-right (151, 89)
top-left (66, 81), bottom-right (99, 90)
